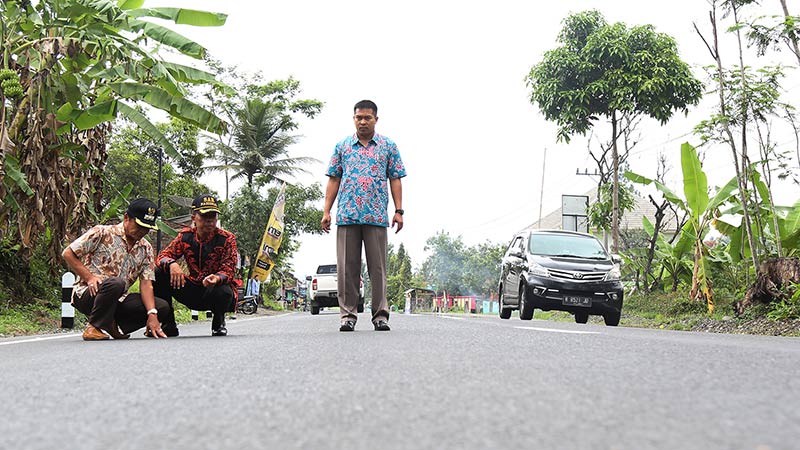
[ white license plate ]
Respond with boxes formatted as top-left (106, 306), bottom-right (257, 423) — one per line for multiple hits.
top-left (563, 296), bottom-right (591, 307)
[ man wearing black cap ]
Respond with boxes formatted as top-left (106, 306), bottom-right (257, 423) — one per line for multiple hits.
top-left (155, 194), bottom-right (239, 336)
top-left (63, 198), bottom-right (172, 340)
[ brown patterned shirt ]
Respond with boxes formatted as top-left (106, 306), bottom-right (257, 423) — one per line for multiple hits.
top-left (69, 223), bottom-right (155, 301)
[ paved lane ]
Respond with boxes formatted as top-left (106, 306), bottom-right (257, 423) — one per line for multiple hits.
top-left (1, 312), bottom-right (798, 450)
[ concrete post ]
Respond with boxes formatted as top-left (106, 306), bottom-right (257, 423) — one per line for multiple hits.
top-left (61, 272), bottom-right (75, 328)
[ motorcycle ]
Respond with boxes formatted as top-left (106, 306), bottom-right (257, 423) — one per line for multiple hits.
top-left (236, 295), bottom-right (258, 315)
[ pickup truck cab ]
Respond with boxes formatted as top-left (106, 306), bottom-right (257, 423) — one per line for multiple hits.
top-left (308, 264), bottom-right (364, 315)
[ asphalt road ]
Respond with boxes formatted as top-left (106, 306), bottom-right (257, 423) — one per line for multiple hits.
top-left (1, 311), bottom-right (799, 450)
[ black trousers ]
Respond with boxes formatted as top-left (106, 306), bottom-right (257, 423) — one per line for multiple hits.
top-left (153, 268), bottom-right (235, 325)
top-left (73, 277), bottom-right (172, 334)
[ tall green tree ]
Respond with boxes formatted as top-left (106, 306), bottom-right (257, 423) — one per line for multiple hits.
top-left (387, 243), bottom-right (414, 310)
top-left (202, 72), bottom-right (323, 198)
top-left (0, 0), bottom-right (228, 263)
top-left (526, 10), bottom-right (703, 252)
top-left (207, 99), bottom-right (317, 187)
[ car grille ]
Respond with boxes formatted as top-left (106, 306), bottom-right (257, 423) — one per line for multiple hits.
top-left (547, 268), bottom-right (606, 282)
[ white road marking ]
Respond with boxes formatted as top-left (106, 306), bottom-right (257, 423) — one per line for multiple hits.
top-left (439, 315), bottom-right (466, 321)
top-left (514, 326), bottom-right (600, 335)
top-left (0, 333), bottom-right (80, 346)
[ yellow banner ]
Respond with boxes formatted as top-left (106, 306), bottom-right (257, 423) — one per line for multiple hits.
top-left (251, 183), bottom-right (286, 282)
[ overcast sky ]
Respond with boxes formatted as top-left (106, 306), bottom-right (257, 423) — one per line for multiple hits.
top-left (155, 0), bottom-right (800, 277)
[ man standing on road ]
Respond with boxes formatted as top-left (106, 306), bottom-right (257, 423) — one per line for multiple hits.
top-left (155, 194), bottom-right (238, 337)
top-left (63, 198), bottom-right (170, 340)
top-left (321, 99), bottom-right (406, 332)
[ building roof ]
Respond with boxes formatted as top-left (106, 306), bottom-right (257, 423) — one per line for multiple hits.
top-left (523, 187), bottom-right (683, 233)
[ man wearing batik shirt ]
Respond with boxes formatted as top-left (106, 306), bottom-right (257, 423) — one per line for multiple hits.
top-left (321, 99), bottom-right (407, 332)
top-left (63, 198), bottom-right (171, 340)
top-left (155, 194), bottom-right (238, 337)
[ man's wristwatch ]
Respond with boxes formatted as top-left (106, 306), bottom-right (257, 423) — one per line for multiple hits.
top-left (147, 308), bottom-right (158, 315)
top-left (395, 209), bottom-right (404, 215)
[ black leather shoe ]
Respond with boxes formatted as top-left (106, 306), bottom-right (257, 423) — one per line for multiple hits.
top-left (339, 320), bottom-right (356, 332)
top-left (211, 313), bottom-right (227, 336)
top-left (373, 320), bottom-right (390, 331)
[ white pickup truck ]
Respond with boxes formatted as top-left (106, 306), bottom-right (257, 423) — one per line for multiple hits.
top-left (308, 264), bottom-right (364, 315)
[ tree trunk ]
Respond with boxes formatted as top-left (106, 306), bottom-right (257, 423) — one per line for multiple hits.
top-left (778, 0), bottom-right (800, 66)
top-left (735, 257), bottom-right (800, 314)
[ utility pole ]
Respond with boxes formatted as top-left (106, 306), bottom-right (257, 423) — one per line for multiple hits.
top-left (538, 148), bottom-right (546, 228)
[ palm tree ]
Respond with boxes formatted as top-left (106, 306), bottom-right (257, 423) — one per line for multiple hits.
top-left (207, 99), bottom-right (317, 194)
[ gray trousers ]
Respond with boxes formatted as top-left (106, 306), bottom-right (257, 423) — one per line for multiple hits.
top-left (337, 225), bottom-right (389, 323)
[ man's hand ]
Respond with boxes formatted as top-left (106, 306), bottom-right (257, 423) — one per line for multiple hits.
top-left (391, 212), bottom-right (404, 234)
top-left (86, 274), bottom-right (103, 296)
top-left (321, 212), bottom-right (332, 233)
top-left (202, 274), bottom-right (221, 287)
top-left (169, 262), bottom-right (186, 289)
top-left (145, 314), bottom-right (167, 338)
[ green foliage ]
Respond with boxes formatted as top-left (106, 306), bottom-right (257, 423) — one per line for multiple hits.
top-left (588, 181), bottom-right (637, 232)
top-left (420, 232), bottom-right (505, 297)
top-left (225, 183), bottom-right (323, 275)
top-left (767, 283), bottom-right (800, 321)
top-left (387, 243), bottom-right (414, 310)
top-left (526, 10), bottom-right (703, 143)
top-left (105, 117), bottom-right (213, 218)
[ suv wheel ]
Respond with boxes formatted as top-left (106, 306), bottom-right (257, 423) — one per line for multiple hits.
top-left (574, 312), bottom-right (589, 324)
top-left (604, 311), bottom-right (620, 326)
top-left (499, 290), bottom-right (511, 319)
top-left (311, 305), bottom-right (320, 315)
top-left (357, 302), bottom-right (364, 313)
top-left (519, 286), bottom-right (534, 320)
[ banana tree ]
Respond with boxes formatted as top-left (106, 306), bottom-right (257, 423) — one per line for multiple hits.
top-left (626, 142), bottom-right (738, 313)
top-left (0, 0), bottom-right (229, 261)
top-left (640, 215), bottom-right (694, 292)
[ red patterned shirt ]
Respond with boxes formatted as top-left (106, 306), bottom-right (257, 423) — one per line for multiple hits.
top-left (157, 226), bottom-right (238, 288)
top-left (68, 223), bottom-right (155, 300)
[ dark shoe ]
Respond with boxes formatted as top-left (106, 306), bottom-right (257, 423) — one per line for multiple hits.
top-left (211, 313), bottom-right (227, 336)
top-left (106, 321), bottom-right (130, 340)
top-left (373, 320), bottom-right (390, 331)
top-left (339, 320), bottom-right (356, 332)
top-left (82, 324), bottom-right (109, 341)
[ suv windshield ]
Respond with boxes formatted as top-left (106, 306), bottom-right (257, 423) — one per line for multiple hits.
top-left (317, 264), bottom-right (337, 274)
top-left (528, 233), bottom-right (608, 259)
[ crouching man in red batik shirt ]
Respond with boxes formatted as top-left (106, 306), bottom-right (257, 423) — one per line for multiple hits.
top-left (155, 194), bottom-right (239, 337)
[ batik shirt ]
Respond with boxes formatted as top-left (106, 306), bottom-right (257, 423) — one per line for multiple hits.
top-left (326, 133), bottom-right (407, 227)
top-left (157, 227), bottom-right (238, 288)
top-left (69, 223), bottom-right (155, 301)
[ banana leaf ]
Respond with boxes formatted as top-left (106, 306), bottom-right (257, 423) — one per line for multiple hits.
top-left (3, 155), bottom-right (34, 196)
top-left (101, 183), bottom-right (134, 223)
top-left (56, 100), bottom-right (118, 130)
top-left (107, 82), bottom-right (227, 134)
top-left (624, 170), bottom-right (686, 208)
top-left (116, 102), bottom-right (180, 160)
top-left (681, 142), bottom-right (708, 224)
top-left (127, 7), bottom-right (228, 27)
top-left (130, 19), bottom-right (207, 59)
top-left (117, 0), bottom-right (145, 9)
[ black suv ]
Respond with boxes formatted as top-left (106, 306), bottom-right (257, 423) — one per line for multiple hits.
top-left (498, 230), bottom-right (623, 326)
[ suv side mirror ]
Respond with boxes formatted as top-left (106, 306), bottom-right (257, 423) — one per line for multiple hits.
top-left (509, 248), bottom-right (524, 258)
top-left (611, 254), bottom-right (622, 265)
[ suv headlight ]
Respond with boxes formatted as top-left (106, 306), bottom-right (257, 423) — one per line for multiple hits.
top-left (604, 266), bottom-right (621, 281)
top-left (527, 261), bottom-right (549, 277)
